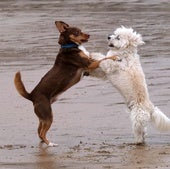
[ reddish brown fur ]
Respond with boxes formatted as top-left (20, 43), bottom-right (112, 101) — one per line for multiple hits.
top-left (14, 21), bottom-right (118, 146)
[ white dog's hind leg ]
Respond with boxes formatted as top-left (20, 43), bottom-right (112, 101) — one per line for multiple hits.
top-left (132, 120), bottom-right (146, 144)
top-left (131, 108), bottom-right (150, 144)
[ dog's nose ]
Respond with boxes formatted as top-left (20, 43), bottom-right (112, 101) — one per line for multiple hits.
top-left (84, 34), bottom-right (90, 39)
top-left (108, 36), bottom-right (111, 40)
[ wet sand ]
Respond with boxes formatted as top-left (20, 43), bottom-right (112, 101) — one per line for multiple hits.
top-left (0, 0), bottom-right (170, 168)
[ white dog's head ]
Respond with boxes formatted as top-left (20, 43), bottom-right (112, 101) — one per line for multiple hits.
top-left (108, 26), bottom-right (144, 50)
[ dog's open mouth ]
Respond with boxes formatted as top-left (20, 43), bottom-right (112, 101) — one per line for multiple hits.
top-left (108, 43), bottom-right (114, 47)
top-left (81, 39), bottom-right (88, 43)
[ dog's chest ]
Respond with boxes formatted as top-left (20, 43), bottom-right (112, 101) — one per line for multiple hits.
top-left (78, 45), bottom-right (90, 57)
top-left (107, 50), bottom-right (137, 71)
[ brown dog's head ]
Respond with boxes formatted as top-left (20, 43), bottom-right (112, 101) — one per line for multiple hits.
top-left (55, 21), bottom-right (90, 45)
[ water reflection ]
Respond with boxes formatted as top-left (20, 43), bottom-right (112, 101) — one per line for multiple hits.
top-left (35, 143), bottom-right (59, 169)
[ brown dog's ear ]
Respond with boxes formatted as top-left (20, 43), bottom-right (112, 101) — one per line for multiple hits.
top-left (55, 21), bottom-right (69, 33)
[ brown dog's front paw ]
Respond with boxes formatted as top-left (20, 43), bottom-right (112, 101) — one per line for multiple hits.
top-left (110, 55), bottom-right (118, 60)
top-left (105, 55), bottom-right (121, 62)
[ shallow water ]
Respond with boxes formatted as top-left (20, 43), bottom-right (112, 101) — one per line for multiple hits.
top-left (0, 0), bottom-right (170, 169)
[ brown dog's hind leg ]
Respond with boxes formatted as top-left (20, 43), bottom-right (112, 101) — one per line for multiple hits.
top-left (34, 97), bottom-right (58, 147)
top-left (39, 119), bottom-right (52, 145)
top-left (38, 120), bottom-right (43, 141)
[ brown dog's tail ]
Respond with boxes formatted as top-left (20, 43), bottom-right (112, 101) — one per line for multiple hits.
top-left (14, 72), bottom-right (32, 101)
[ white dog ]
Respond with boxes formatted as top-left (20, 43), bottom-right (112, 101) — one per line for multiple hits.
top-left (90, 26), bottom-right (170, 144)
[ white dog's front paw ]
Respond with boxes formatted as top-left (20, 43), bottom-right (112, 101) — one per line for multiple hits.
top-left (48, 142), bottom-right (59, 147)
top-left (107, 55), bottom-right (121, 62)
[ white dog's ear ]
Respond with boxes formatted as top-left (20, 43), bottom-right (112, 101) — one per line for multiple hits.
top-left (131, 30), bottom-right (145, 47)
top-left (135, 33), bottom-right (145, 46)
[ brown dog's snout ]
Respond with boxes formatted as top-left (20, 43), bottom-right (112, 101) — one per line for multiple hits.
top-left (85, 34), bottom-right (90, 40)
top-left (81, 33), bottom-right (90, 42)
top-left (83, 33), bottom-right (90, 39)
top-left (86, 34), bottom-right (90, 38)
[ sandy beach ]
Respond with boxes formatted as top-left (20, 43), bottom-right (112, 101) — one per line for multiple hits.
top-left (0, 0), bottom-right (170, 168)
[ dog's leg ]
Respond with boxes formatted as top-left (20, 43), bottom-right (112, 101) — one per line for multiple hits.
top-left (132, 120), bottom-right (146, 144)
top-left (40, 119), bottom-right (56, 146)
top-left (38, 120), bottom-right (43, 140)
top-left (34, 98), bottom-right (58, 147)
top-left (39, 117), bottom-right (58, 147)
top-left (38, 119), bottom-right (55, 146)
top-left (131, 109), bottom-right (150, 144)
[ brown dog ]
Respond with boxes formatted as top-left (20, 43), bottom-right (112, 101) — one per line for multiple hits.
top-left (14, 21), bottom-right (118, 146)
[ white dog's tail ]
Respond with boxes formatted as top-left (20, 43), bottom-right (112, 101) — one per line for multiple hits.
top-left (151, 107), bottom-right (170, 131)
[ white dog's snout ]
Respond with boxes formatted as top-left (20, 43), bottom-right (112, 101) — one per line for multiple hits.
top-left (108, 34), bottom-right (114, 40)
top-left (108, 35), bottom-right (111, 40)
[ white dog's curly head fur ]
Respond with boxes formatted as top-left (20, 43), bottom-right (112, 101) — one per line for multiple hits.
top-left (108, 26), bottom-right (144, 50)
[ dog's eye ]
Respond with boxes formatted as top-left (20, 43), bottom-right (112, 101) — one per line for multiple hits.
top-left (115, 35), bottom-right (120, 40)
top-left (74, 31), bottom-right (80, 36)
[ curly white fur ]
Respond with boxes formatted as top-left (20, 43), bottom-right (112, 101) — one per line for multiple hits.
top-left (91, 26), bottom-right (170, 144)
